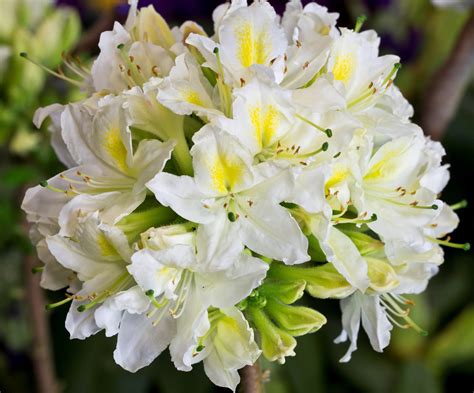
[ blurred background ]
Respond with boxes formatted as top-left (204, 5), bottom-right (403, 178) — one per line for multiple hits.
top-left (0, 0), bottom-right (473, 392)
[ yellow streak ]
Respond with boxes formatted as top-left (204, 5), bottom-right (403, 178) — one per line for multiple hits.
top-left (103, 127), bottom-right (129, 174)
top-left (250, 105), bottom-right (279, 148)
top-left (236, 23), bottom-right (270, 67)
top-left (209, 154), bottom-right (245, 194)
top-left (184, 90), bottom-right (205, 107)
top-left (97, 232), bottom-right (117, 257)
top-left (332, 53), bottom-right (355, 84)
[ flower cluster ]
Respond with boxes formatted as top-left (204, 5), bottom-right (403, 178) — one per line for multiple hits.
top-left (22, 0), bottom-right (467, 390)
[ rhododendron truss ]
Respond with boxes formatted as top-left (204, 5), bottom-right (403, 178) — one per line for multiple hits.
top-left (22, 0), bottom-right (469, 391)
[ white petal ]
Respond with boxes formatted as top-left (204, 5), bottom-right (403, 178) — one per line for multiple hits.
top-left (198, 252), bottom-right (268, 308)
top-left (66, 299), bottom-right (100, 340)
top-left (196, 212), bottom-right (244, 269)
top-left (95, 300), bottom-right (122, 337)
top-left (114, 309), bottom-right (176, 372)
top-left (360, 295), bottom-right (392, 352)
top-left (322, 228), bottom-right (369, 292)
top-left (334, 293), bottom-right (362, 362)
top-left (132, 139), bottom-right (174, 187)
top-left (290, 164), bottom-right (330, 213)
top-left (170, 286), bottom-right (210, 371)
top-left (147, 172), bottom-right (215, 224)
top-left (236, 200), bottom-right (309, 264)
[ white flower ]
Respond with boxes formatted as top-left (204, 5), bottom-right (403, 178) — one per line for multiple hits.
top-left (46, 212), bottom-right (144, 339)
top-left (114, 243), bottom-right (268, 373)
top-left (187, 0), bottom-right (287, 85)
top-left (147, 124), bottom-right (310, 265)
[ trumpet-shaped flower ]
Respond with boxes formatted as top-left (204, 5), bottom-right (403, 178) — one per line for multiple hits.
top-left (147, 124), bottom-right (309, 264)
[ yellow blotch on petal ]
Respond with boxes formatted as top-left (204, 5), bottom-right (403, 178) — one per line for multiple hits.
top-left (97, 233), bottom-right (118, 257)
top-left (332, 53), bottom-right (356, 85)
top-left (236, 23), bottom-right (270, 68)
top-left (103, 127), bottom-right (130, 174)
top-left (364, 147), bottom-right (404, 182)
top-left (325, 166), bottom-right (349, 194)
top-left (209, 154), bottom-right (245, 194)
top-left (250, 105), bottom-right (279, 148)
top-left (183, 90), bottom-right (206, 107)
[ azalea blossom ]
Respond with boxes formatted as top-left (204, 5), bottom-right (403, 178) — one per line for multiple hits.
top-left (21, 0), bottom-right (467, 390)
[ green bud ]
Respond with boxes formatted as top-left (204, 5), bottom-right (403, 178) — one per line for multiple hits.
top-left (249, 307), bottom-right (296, 363)
top-left (259, 278), bottom-right (305, 305)
top-left (247, 290), bottom-right (267, 309)
top-left (265, 298), bottom-right (327, 337)
top-left (269, 262), bottom-right (354, 299)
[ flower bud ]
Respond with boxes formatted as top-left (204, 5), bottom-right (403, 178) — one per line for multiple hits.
top-left (269, 262), bottom-right (354, 299)
top-left (259, 279), bottom-right (306, 305)
top-left (132, 6), bottom-right (175, 50)
top-left (265, 298), bottom-right (327, 336)
top-left (141, 223), bottom-right (196, 250)
top-left (250, 307), bottom-right (296, 364)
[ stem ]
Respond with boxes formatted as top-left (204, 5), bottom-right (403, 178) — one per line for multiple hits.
top-left (420, 12), bottom-right (474, 140)
top-left (172, 130), bottom-right (194, 176)
top-left (239, 362), bottom-right (264, 393)
top-left (24, 254), bottom-right (59, 393)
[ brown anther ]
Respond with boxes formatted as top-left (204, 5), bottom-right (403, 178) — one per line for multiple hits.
top-left (151, 65), bottom-right (159, 76)
top-left (247, 200), bottom-right (254, 207)
top-left (431, 223), bottom-right (438, 228)
top-left (296, 40), bottom-right (302, 48)
top-left (300, 161), bottom-right (307, 166)
top-left (396, 186), bottom-right (402, 192)
top-left (294, 146), bottom-right (301, 154)
top-left (223, 203), bottom-right (228, 209)
top-left (284, 53), bottom-right (288, 62)
top-left (240, 78), bottom-right (246, 87)
top-left (129, 55), bottom-right (135, 63)
top-left (368, 82), bottom-right (374, 89)
top-left (284, 65), bottom-right (288, 74)
top-left (127, 69), bottom-right (132, 77)
top-left (136, 64), bottom-right (142, 72)
top-left (303, 61), bottom-right (309, 70)
top-left (270, 58), bottom-right (277, 65)
top-left (409, 201), bottom-right (419, 207)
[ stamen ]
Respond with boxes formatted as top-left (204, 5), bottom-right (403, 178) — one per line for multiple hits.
top-left (450, 199), bottom-right (468, 211)
top-left (169, 271), bottom-right (193, 318)
top-left (428, 237), bottom-right (470, 251)
top-left (295, 114), bottom-right (333, 137)
top-left (145, 289), bottom-right (169, 309)
top-left (354, 15), bottom-right (367, 33)
top-left (116, 43), bottom-right (146, 86)
top-left (45, 295), bottom-right (73, 310)
top-left (382, 294), bottom-right (428, 336)
top-left (77, 273), bottom-right (130, 312)
top-left (333, 213), bottom-right (377, 225)
top-left (20, 52), bottom-right (83, 87)
top-left (213, 47), bottom-right (232, 117)
top-left (382, 63), bottom-right (402, 87)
